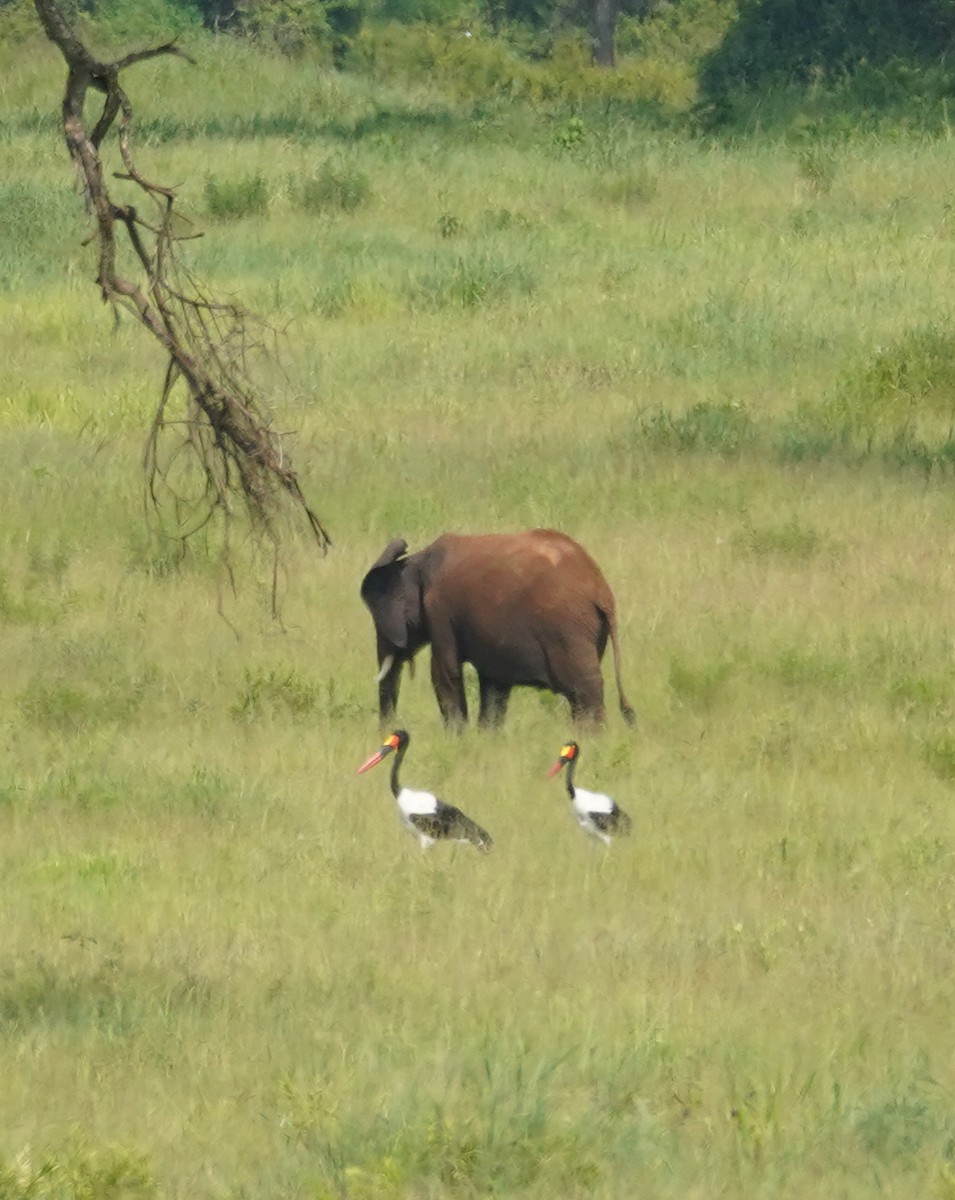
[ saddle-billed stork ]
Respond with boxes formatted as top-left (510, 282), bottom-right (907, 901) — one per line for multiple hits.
top-left (547, 740), bottom-right (631, 846)
top-left (356, 729), bottom-right (493, 853)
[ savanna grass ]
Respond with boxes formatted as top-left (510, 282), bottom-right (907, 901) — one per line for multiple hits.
top-left (3, 27), bottom-right (955, 1200)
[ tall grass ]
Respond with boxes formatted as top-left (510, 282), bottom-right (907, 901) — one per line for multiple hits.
top-left (3, 30), bottom-right (955, 1200)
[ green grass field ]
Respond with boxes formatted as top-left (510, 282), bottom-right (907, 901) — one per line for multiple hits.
top-left (4, 27), bottom-right (955, 1200)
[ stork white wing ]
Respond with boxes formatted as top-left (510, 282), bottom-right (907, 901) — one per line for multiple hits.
top-left (397, 787), bottom-right (439, 818)
top-left (572, 786), bottom-right (614, 815)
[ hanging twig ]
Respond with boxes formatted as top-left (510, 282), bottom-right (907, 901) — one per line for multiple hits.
top-left (33, 0), bottom-right (331, 583)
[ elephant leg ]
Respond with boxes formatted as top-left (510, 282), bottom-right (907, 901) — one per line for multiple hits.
top-left (430, 638), bottom-right (468, 727)
top-left (559, 654), bottom-right (607, 726)
top-left (568, 691), bottom-right (607, 726)
top-left (478, 677), bottom-right (511, 728)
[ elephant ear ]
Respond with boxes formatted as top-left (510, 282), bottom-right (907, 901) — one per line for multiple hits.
top-left (361, 538), bottom-right (414, 650)
top-left (367, 537), bottom-right (408, 572)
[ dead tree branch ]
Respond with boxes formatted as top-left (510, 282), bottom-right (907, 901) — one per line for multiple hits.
top-left (33, 0), bottom-right (331, 577)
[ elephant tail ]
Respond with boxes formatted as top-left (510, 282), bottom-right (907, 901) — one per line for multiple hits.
top-left (606, 607), bottom-right (636, 726)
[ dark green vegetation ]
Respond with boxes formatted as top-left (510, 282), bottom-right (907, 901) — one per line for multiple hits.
top-left (4, 5), bottom-right (955, 1198)
top-left (5, 0), bottom-right (955, 134)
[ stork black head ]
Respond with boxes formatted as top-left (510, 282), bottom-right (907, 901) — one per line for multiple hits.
top-left (546, 740), bottom-right (579, 778)
top-left (356, 729), bottom-right (409, 775)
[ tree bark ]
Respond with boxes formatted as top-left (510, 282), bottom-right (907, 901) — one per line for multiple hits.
top-left (33, 0), bottom-right (330, 593)
top-left (592, 0), bottom-right (616, 67)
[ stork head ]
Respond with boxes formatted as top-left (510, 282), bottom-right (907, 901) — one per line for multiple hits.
top-left (356, 729), bottom-right (409, 775)
top-left (547, 740), bottom-right (579, 778)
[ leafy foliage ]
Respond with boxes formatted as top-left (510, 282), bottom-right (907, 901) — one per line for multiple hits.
top-left (299, 159), bottom-right (373, 212)
top-left (224, 0), bottom-right (347, 58)
top-left (699, 0), bottom-right (955, 130)
top-left (204, 171), bottom-right (270, 219)
top-left (705, 0), bottom-right (954, 88)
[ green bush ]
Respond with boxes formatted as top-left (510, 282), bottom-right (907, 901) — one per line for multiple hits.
top-left (774, 405), bottom-right (847, 463)
top-left (18, 681), bottom-right (145, 733)
top-left (701, 0), bottom-right (952, 94)
top-left (232, 667), bottom-right (321, 720)
top-left (350, 21), bottom-right (695, 115)
top-left (922, 735), bottom-right (955, 782)
top-left (478, 207), bottom-right (533, 232)
top-left (299, 160), bottom-right (372, 213)
top-left (640, 401), bottom-right (758, 456)
top-left (437, 211), bottom-right (462, 237)
top-left (698, 4), bottom-right (955, 136)
top-left (204, 172), bottom-right (269, 220)
top-left (828, 325), bottom-right (955, 449)
top-left (409, 252), bottom-right (536, 310)
top-left (0, 0), bottom-right (43, 43)
top-left (736, 517), bottom-right (823, 561)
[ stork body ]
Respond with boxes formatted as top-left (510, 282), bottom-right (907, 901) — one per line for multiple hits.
top-left (547, 740), bottom-right (631, 846)
top-left (356, 730), bottom-right (493, 853)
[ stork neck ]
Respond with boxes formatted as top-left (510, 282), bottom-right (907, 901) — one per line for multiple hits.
top-left (564, 756), bottom-right (576, 800)
top-left (389, 746), bottom-right (405, 799)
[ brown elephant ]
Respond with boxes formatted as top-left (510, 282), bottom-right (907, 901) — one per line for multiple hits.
top-left (360, 529), bottom-right (635, 728)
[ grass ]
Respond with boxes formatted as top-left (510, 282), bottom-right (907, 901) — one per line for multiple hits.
top-left (3, 26), bottom-right (955, 1200)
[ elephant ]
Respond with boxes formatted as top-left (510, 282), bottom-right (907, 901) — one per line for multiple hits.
top-left (360, 529), bottom-right (636, 728)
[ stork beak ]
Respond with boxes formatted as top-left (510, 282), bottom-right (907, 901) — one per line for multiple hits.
top-left (356, 736), bottom-right (398, 775)
top-left (356, 749), bottom-right (387, 775)
top-left (355, 744), bottom-right (388, 772)
top-left (546, 759), bottom-right (566, 779)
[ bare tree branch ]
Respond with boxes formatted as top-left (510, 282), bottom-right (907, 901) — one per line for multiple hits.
top-left (33, 0), bottom-right (331, 583)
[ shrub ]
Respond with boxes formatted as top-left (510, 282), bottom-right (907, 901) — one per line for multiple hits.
top-left (437, 212), bottom-right (462, 237)
top-left (736, 517), bottom-right (823, 561)
top-left (554, 116), bottom-right (585, 149)
top-left (204, 172), bottom-right (269, 220)
top-left (888, 673), bottom-right (951, 718)
top-left (771, 646), bottom-right (853, 693)
top-left (409, 253), bottom-right (536, 310)
top-left (18, 681), bottom-right (145, 734)
top-left (827, 325), bottom-right (955, 450)
top-left (0, 0), bottom-right (41, 43)
top-left (478, 208), bottom-right (532, 232)
top-left (640, 401), bottom-right (758, 456)
top-left (232, 667), bottom-right (320, 720)
top-left (300, 160), bottom-right (372, 214)
top-left (922, 735), bottom-right (955, 783)
top-left (350, 22), bottom-right (696, 115)
top-left (774, 405), bottom-right (847, 463)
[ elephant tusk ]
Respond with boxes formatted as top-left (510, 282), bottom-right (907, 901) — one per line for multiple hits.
top-left (375, 655), bottom-right (395, 684)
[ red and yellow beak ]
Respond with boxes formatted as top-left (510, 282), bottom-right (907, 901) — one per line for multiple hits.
top-left (356, 733), bottom-right (400, 775)
top-left (546, 743), bottom-right (576, 778)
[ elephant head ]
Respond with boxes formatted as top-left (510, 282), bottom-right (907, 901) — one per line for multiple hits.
top-left (360, 537), bottom-right (430, 721)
